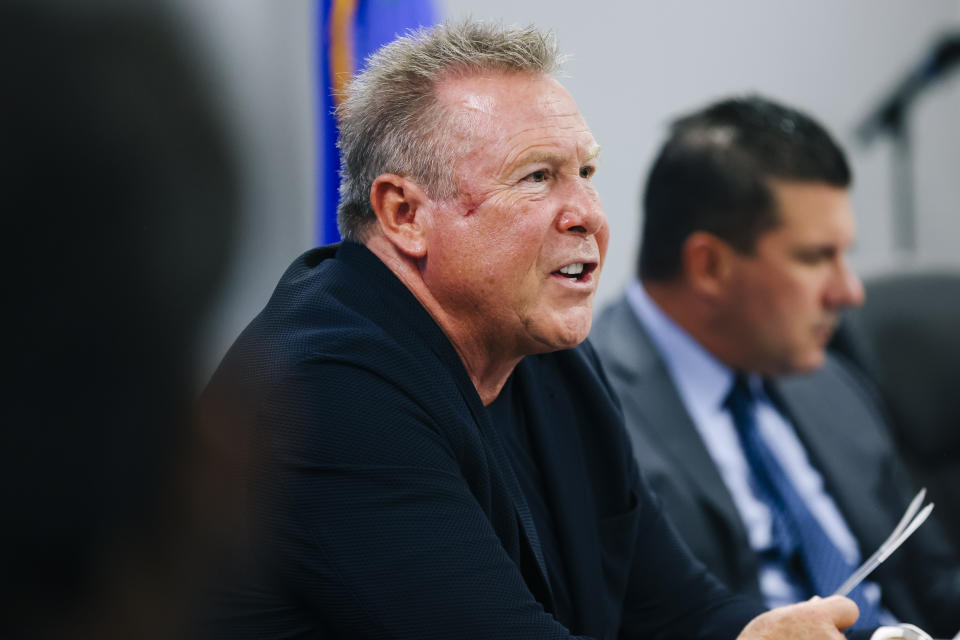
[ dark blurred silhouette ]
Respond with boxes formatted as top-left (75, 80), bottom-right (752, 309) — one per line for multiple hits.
top-left (1, 1), bottom-right (239, 637)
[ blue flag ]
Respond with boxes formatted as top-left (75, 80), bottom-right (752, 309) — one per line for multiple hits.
top-left (315, 0), bottom-right (438, 246)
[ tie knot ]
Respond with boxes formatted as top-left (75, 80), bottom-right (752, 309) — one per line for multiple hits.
top-left (724, 373), bottom-right (754, 411)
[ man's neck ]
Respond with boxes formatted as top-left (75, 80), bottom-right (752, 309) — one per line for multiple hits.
top-left (366, 235), bottom-right (519, 406)
top-left (642, 279), bottom-right (744, 373)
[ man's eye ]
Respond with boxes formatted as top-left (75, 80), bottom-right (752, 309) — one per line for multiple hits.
top-left (795, 249), bottom-right (834, 265)
top-left (580, 166), bottom-right (595, 179)
top-left (526, 170), bottom-right (548, 183)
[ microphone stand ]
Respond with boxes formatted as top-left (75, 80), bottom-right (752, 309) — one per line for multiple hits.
top-left (889, 111), bottom-right (915, 257)
top-left (855, 33), bottom-right (960, 262)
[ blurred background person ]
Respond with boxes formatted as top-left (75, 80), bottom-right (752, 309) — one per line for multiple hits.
top-left (1, 1), bottom-right (240, 637)
top-left (591, 95), bottom-right (960, 638)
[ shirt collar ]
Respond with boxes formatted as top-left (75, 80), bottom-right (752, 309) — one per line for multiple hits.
top-left (626, 279), bottom-right (734, 413)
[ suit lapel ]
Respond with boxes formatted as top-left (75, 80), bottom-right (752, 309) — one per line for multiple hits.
top-left (453, 366), bottom-right (556, 611)
top-left (769, 374), bottom-right (890, 554)
top-left (374, 260), bottom-right (556, 609)
top-left (598, 298), bottom-right (750, 549)
top-left (341, 242), bottom-right (555, 609)
top-left (637, 371), bottom-right (740, 520)
top-left (514, 359), bottom-right (606, 637)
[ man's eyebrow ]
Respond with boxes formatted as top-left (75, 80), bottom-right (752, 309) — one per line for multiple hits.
top-left (512, 145), bottom-right (602, 167)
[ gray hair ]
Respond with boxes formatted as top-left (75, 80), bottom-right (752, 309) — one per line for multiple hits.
top-left (335, 21), bottom-right (562, 241)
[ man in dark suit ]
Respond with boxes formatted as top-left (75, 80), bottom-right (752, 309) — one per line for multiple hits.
top-left (592, 96), bottom-right (960, 638)
top-left (201, 24), bottom-right (863, 640)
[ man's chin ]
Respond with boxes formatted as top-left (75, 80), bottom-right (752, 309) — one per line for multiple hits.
top-left (789, 348), bottom-right (827, 375)
top-left (527, 321), bottom-right (591, 355)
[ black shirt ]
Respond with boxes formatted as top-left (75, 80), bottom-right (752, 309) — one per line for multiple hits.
top-left (487, 375), bottom-right (574, 627)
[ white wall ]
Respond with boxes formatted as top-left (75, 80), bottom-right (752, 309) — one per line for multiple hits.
top-left (173, 0), bottom-right (316, 380)
top-left (182, 1), bottom-right (959, 378)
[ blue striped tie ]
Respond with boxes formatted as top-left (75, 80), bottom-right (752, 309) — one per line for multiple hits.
top-left (725, 375), bottom-right (879, 628)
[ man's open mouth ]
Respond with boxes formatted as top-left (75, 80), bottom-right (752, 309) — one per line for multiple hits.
top-left (553, 263), bottom-right (596, 281)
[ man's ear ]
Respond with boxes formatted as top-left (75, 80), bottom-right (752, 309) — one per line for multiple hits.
top-left (682, 231), bottom-right (736, 300)
top-left (370, 174), bottom-right (430, 259)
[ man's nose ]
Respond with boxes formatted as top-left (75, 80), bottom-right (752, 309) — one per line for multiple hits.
top-left (556, 182), bottom-right (605, 236)
top-left (828, 259), bottom-right (865, 309)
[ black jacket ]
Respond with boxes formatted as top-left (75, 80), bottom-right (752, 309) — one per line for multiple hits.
top-left (201, 242), bottom-right (762, 639)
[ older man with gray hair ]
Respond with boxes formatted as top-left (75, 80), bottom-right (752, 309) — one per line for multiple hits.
top-left (203, 21), bottom-right (861, 639)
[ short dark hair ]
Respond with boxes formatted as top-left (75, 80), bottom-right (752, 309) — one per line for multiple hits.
top-left (638, 95), bottom-right (851, 281)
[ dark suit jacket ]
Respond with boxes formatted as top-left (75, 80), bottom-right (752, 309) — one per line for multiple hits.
top-left (592, 295), bottom-right (960, 638)
top-left (201, 243), bottom-right (763, 640)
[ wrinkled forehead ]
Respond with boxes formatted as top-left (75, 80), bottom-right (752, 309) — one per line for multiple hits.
top-left (434, 68), bottom-right (557, 106)
top-left (436, 71), bottom-right (582, 133)
top-left (435, 71), bottom-right (596, 174)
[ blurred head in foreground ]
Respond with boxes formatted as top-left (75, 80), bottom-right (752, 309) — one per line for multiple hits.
top-left (639, 95), bottom-right (864, 375)
top-left (1, 1), bottom-right (238, 637)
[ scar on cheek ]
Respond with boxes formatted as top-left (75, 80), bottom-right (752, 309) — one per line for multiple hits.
top-left (464, 207), bottom-right (477, 217)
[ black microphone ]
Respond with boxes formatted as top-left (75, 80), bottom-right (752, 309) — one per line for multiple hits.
top-left (856, 33), bottom-right (960, 144)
